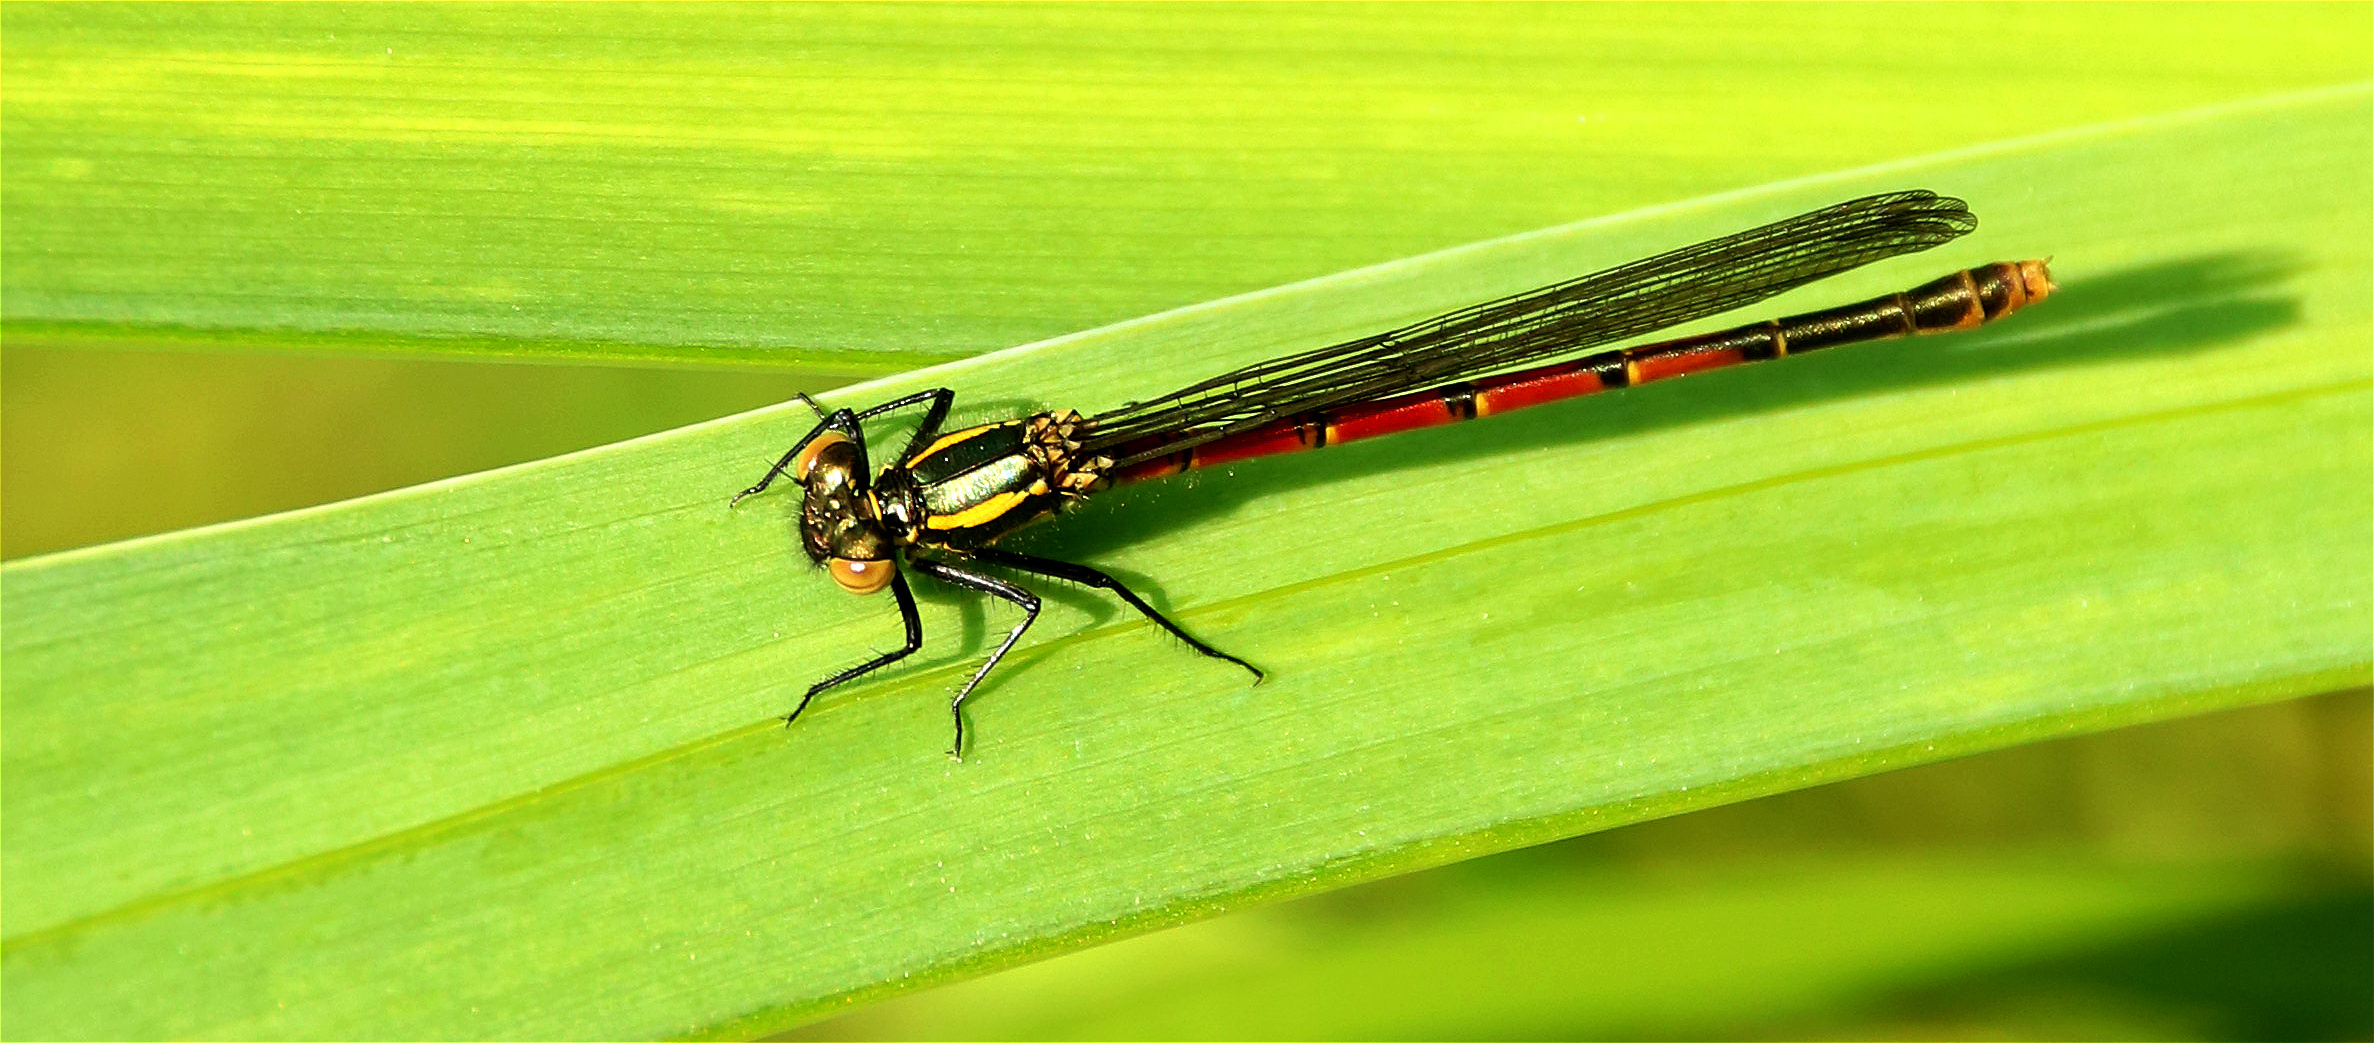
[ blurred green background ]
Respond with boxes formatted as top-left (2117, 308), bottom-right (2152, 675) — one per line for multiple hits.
top-left (1, 345), bottom-right (823, 557)
top-left (4, 3), bottom-right (2367, 1038)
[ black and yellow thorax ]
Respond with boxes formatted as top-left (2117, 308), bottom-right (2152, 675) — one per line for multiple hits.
top-left (872, 411), bottom-right (1109, 552)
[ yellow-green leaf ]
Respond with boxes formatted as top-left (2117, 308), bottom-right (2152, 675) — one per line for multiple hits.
top-left (4, 5), bottom-right (2368, 1038)
top-left (6, 86), bottom-right (2367, 1037)
top-left (4, 4), bottom-right (2367, 367)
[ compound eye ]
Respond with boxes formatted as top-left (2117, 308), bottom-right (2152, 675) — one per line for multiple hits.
top-left (828, 556), bottom-right (895, 595)
top-left (795, 431), bottom-right (854, 481)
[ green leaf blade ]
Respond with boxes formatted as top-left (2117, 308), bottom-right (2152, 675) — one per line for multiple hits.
top-left (5, 88), bottom-right (2370, 1039)
top-left (5, 3), bottom-right (2369, 367)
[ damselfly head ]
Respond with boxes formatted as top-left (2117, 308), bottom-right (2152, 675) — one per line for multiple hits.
top-left (797, 432), bottom-right (896, 593)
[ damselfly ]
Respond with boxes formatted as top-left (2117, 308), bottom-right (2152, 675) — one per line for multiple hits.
top-left (734, 190), bottom-right (2054, 756)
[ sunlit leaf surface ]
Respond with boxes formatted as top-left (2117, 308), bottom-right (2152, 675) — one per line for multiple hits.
top-left (3, 4), bottom-right (2366, 367)
top-left (3, 6), bottom-right (2368, 1038)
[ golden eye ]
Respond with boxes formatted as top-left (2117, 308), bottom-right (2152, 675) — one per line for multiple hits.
top-left (828, 557), bottom-right (895, 594)
top-left (795, 431), bottom-right (853, 480)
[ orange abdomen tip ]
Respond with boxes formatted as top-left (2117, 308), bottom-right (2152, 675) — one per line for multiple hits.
top-left (2015, 258), bottom-right (2056, 305)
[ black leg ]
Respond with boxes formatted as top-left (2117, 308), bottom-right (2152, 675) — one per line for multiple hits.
top-left (964, 547), bottom-right (1263, 683)
top-left (854, 386), bottom-right (952, 425)
top-left (787, 570), bottom-right (925, 726)
top-left (909, 557), bottom-right (1042, 759)
top-left (861, 387), bottom-right (956, 463)
top-left (732, 427), bottom-right (825, 506)
top-left (731, 406), bottom-right (864, 506)
top-left (730, 388), bottom-right (955, 507)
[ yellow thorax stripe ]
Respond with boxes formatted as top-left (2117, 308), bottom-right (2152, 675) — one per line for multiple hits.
top-left (926, 488), bottom-right (1030, 531)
